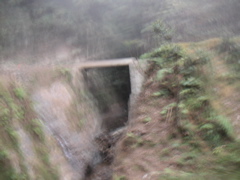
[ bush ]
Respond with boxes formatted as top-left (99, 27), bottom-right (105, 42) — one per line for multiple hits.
top-left (216, 115), bottom-right (234, 138)
top-left (142, 43), bottom-right (235, 150)
top-left (13, 87), bottom-right (26, 99)
top-left (148, 44), bottom-right (183, 62)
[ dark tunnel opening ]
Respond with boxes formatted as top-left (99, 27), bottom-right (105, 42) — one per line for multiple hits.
top-left (82, 66), bottom-right (131, 132)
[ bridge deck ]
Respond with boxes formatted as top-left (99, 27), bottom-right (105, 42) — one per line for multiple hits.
top-left (78, 58), bottom-right (136, 68)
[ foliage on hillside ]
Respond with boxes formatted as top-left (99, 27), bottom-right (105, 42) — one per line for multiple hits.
top-left (114, 39), bottom-right (240, 179)
top-left (142, 44), bottom-right (234, 146)
top-left (0, 81), bottom-right (58, 180)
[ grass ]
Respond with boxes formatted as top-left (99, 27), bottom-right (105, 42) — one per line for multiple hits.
top-left (158, 142), bottom-right (240, 180)
top-left (142, 117), bottom-right (152, 123)
top-left (125, 132), bottom-right (144, 148)
top-left (114, 37), bottom-right (240, 180)
top-left (31, 119), bottom-right (45, 141)
top-left (13, 87), bottom-right (27, 99)
top-left (0, 81), bottom-right (59, 179)
top-left (113, 175), bottom-right (127, 180)
top-left (0, 83), bottom-right (29, 179)
top-left (141, 40), bottom-right (240, 178)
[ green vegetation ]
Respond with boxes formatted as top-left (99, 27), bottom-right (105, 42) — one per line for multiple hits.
top-left (0, 82), bottom-right (59, 180)
top-left (0, 150), bottom-right (26, 180)
top-left (14, 87), bottom-right (27, 99)
top-left (158, 142), bottom-right (240, 180)
top-left (125, 132), bottom-right (144, 148)
top-left (142, 117), bottom-right (152, 123)
top-left (1, 0), bottom-right (240, 179)
top-left (142, 44), bottom-right (232, 147)
top-left (0, 83), bottom-right (28, 179)
top-left (30, 119), bottom-right (45, 141)
top-left (141, 43), bottom-right (240, 179)
top-left (113, 175), bottom-right (127, 180)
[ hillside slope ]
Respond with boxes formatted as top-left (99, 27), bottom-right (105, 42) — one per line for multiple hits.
top-left (0, 64), bottom-right (105, 179)
top-left (113, 38), bottom-right (240, 180)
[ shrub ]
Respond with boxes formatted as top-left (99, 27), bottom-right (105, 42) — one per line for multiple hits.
top-left (143, 43), bottom-right (234, 150)
top-left (216, 115), bottom-right (234, 138)
top-left (157, 68), bottom-right (173, 81)
top-left (141, 44), bottom-right (183, 66)
top-left (13, 87), bottom-right (26, 99)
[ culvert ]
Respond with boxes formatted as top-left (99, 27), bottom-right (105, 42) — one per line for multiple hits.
top-left (82, 66), bottom-right (131, 132)
top-left (78, 58), bottom-right (145, 179)
top-left (79, 58), bottom-right (145, 125)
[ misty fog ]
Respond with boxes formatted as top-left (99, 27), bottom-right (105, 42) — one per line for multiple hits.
top-left (0, 0), bottom-right (239, 62)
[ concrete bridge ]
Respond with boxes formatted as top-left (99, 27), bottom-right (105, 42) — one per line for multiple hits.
top-left (77, 58), bottom-right (135, 68)
top-left (78, 58), bottom-right (146, 120)
top-left (78, 58), bottom-right (145, 98)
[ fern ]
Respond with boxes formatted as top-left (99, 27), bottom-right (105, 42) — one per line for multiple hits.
top-left (181, 77), bottom-right (202, 88)
top-left (157, 68), bottom-right (173, 81)
top-left (180, 88), bottom-right (199, 97)
top-left (13, 87), bottom-right (26, 99)
top-left (216, 115), bottom-right (234, 138)
top-left (161, 102), bottom-right (177, 115)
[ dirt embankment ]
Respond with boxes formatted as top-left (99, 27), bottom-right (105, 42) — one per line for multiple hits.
top-left (0, 62), bottom-right (106, 179)
top-left (113, 38), bottom-right (240, 180)
top-left (113, 64), bottom-right (180, 179)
